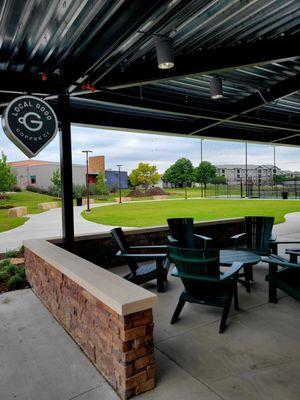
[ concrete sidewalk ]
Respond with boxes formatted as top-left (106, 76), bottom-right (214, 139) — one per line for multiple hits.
top-left (1, 262), bottom-right (300, 400)
top-left (0, 203), bottom-right (117, 252)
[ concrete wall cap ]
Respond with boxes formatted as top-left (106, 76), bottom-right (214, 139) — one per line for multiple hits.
top-left (24, 239), bottom-right (156, 316)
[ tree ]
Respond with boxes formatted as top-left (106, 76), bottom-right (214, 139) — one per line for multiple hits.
top-left (50, 168), bottom-right (61, 197)
top-left (274, 174), bottom-right (288, 183)
top-left (96, 171), bottom-right (108, 195)
top-left (0, 152), bottom-right (16, 197)
top-left (195, 161), bottom-right (217, 192)
top-left (210, 175), bottom-right (226, 185)
top-left (163, 158), bottom-right (194, 188)
top-left (129, 162), bottom-right (160, 189)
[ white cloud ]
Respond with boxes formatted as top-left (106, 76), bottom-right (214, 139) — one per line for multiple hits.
top-left (1, 123), bottom-right (300, 173)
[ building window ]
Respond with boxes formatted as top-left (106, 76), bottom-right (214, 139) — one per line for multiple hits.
top-left (273, 169), bottom-right (277, 174)
top-left (237, 169), bottom-right (240, 173)
top-left (221, 169), bottom-right (225, 174)
top-left (258, 169), bottom-right (262, 173)
top-left (237, 174), bottom-right (240, 179)
top-left (30, 175), bottom-right (36, 184)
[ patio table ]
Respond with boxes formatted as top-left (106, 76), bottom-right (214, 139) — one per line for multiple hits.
top-left (285, 248), bottom-right (300, 263)
top-left (220, 250), bottom-right (261, 292)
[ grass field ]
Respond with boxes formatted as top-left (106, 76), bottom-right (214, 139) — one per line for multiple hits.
top-left (0, 191), bottom-right (58, 233)
top-left (92, 185), bottom-right (241, 203)
top-left (82, 198), bottom-right (300, 227)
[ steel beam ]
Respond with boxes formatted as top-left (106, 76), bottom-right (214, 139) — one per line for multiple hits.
top-left (189, 73), bottom-right (300, 135)
top-left (99, 34), bottom-right (300, 89)
top-left (58, 94), bottom-right (74, 249)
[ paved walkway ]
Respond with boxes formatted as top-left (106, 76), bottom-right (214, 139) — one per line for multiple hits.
top-left (0, 204), bottom-right (117, 252)
top-left (1, 213), bottom-right (300, 399)
top-left (1, 263), bottom-right (300, 400)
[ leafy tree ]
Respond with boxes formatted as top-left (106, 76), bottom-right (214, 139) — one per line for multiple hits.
top-left (96, 171), bottom-right (108, 195)
top-left (0, 152), bottom-right (16, 197)
top-left (129, 162), bottom-right (160, 189)
top-left (163, 158), bottom-right (194, 187)
top-left (195, 161), bottom-right (217, 191)
top-left (274, 174), bottom-right (289, 183)
top-left (210, 175), bottom-right (226, 185)
top-left (50, 168), bottom-right (61, 196)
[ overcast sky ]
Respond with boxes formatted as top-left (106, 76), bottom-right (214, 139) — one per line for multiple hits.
top-left (1, 123), bottom-right (300, 173)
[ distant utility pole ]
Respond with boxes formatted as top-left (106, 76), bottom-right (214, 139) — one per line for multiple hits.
top-left (82, 150), bottom-right (93, 212)
top-left (200, 139), bottom-right (203, 197)
top-left (273, 145), bottom-right (276, 197)
top-left (117, 164), bottom-right (123, 204)
top-left (245, 142), bottom-right (248, 197)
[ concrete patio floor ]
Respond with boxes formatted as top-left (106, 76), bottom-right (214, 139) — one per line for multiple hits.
top-left (1, 259), bottom-right (300, 400)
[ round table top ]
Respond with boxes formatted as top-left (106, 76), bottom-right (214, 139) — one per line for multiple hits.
top-left (220, 249), bottom-right (261, 266)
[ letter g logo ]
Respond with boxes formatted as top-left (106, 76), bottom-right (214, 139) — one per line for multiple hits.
top-left (18, 112), bottom-right (43, 131)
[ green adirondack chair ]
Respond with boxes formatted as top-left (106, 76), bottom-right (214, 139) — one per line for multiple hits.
top-left (169, 246), bottom-right (243, 333)
top-left (231, 216), bottom-right (275, 255)
top-left (262, 254), bottom-right (300, 303)
top-left (111, 227), bottom-right (170, 292)
top-left (231, 216), bottom-right (276, 282)
top-left (167, 218), bottom-right (212, 249)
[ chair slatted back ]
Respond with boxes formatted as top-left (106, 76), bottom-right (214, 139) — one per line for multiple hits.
top-left (169, 246), bottom-right (220, 295)
top-left (245, 216), bottom-right (274, 251)
top-left (111, 228), bottom-right (138, 273)
top-left (167, 218), bottom-right (195, 248)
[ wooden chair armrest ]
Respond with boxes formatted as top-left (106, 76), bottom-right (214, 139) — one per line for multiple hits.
top-left (130, 245), bottom-right (168, 250)
top-left (261, 255), bottom-right (300, 270)
top-left (116, 250), bottom-right (167, 260)
top-left (268, 233), bottom-right (277, 242)
top-left (167, 235), bottom-right (178, 244)
top-left (220, 262), bottom-right (244, 280)
top-left (171, 267), bottom-right (224, 282)
top-left (194, 234), bottom-right (212, 241)
top-left (230, 232), bottom-right (246, 240)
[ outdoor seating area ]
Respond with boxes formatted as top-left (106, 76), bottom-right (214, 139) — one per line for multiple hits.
top-left (1, 1), bottom-right (300, 399)
top-left (110, 216), bottom-right (300, 334)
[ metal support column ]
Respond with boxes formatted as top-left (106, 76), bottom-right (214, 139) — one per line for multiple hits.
top-left (58, 94), bottom-right (74, 249)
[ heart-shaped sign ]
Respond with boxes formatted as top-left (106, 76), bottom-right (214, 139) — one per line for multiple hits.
top-left (2, 95), bottom-right (58, 158)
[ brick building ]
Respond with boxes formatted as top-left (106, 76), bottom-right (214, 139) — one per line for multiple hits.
top-left (9, 156), bottom-right (128, 191)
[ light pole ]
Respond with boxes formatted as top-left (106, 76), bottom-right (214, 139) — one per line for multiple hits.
top-left (245, 142), bottom-right (248, 197)
top-left (200, 139), bottom-right (204, 197)
top-left (82, 150), bottom-right (93, 212)
top-left (117, 164), bottom-right (123, 204)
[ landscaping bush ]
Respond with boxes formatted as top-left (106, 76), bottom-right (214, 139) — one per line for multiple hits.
top-left (0, 255), bottom-right (27, 293)
top-left (89, 183), bottom-right (99, 195)
top-left (144, 187), bottom-right (168, 196)
top-left (13, 185), bottom-right (22, 192)
top-left (128, 189), bottom-right (145, 197)
top-left (73, 184), bottom-right (86, 199)
top-left (7, 269), bottom-right (26, 290)
top-left (26, 185), bottom-right (50, 195)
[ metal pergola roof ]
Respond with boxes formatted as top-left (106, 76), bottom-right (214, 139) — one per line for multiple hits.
top-left (1, 0), bottom-right (300, 145)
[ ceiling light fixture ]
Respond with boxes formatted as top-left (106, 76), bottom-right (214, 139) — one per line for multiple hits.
top-left (210, 76), bottom-right (223, 99)
top-left (156, 37), bottom-right (174, 69)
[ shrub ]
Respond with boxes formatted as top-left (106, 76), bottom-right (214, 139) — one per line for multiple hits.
top-left (73, 184), bottom-right (86, 199)
top-left (26, 185), bottom-right (50, 195)
top-left (7, 271), bottom-right (25, 290)
top-left (5, 249), bottom-right (18, 258)
top-left (26, 184), bottom-right (38, 192)
top-left (89, 183), bottom-right (99, 196)
top-left (0, 263), bottom-right (16, 281)
top-left (13, 185), bottom-right (22, 192)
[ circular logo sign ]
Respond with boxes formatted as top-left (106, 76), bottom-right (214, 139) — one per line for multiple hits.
top-left (2, 95), bottom-right (58, 158)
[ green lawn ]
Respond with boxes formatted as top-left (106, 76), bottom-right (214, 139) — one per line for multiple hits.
top-left (82, 198), bottom-right (300, 227)
top-left (0, 191), bottom-right (59, 233)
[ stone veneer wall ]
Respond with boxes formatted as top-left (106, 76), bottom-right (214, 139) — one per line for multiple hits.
top-left (25, 248), bottom-right (155, 399)
top-left (66, 218), bottom-right (245, 268)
